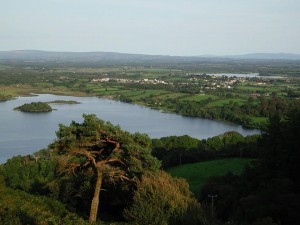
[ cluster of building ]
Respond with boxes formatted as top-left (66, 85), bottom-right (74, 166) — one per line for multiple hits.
top-left (91, 78), bottom-right (168, 85)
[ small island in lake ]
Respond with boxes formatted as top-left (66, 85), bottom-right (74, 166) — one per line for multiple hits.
top-left (46, 100), bottom-right (80, 104)
top-left (14, 102), bottom-right (53, 112)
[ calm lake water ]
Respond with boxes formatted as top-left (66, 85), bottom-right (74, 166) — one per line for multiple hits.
top-left (0, 94), bottom-right (260, 163)
top-left (206, 73), bottom-right (259, 78)
top-left (206, 73), bottom-right (283, 79)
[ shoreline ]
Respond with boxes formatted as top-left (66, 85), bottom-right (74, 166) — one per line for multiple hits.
top-left (1, 86), bottom-right (264, 130)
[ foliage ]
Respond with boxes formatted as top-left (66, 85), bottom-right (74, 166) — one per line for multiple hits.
top-left (153, 133), bottom-right (260, 169)
top-left (200, 107), bottom-right (300, 225)
top-left (205, 131), bottom-right (260, 158)
top-left (1, 59), bottom-right (300, 224)
top-left (0, 151), bottom-right (57, 193)
top-left (14, 101), bottom-right (53, 112)
top-left (0, 176), bottom-right (88, 225)
top-left (152, 135), bottom-right (208, 168)
top-left (50, 114), bottom-right (161, 221)
top-left (206, 131), bottom-right (243, 151)
top-left (124, 171), bottom-right (206, 225)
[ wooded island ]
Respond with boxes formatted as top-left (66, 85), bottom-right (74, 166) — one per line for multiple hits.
top-left (14, 102), bottom-right (53, 112)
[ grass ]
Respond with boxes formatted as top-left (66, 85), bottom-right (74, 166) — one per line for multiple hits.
top-left (155, 92), bottom-right (188, 100)
top-left (130, 90), bottom-right (169, 100)
top-left (167, 158), bottom-right (252, 198)
top-left (0, 64), bottom-right (11, 70)
top-left (0, 85), bottom-right (34, 96)
top-left (120, 90), bottom-right (146, 97)
top-left (207, 98), bottom-right (246, 107)
top-left (0, 85), bottom-right (89, 98)
top-left (236, 84), bottom-right (284, 94)
top-left (251, 117), bottom-right (268, 123)
top-left (182, 94), bottom-right (219, 102)
top-left (237, 85), bottom-right (266, 91)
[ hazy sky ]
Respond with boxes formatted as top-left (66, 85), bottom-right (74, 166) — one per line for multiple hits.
top-left (1, 0), bottom-right (299, 55)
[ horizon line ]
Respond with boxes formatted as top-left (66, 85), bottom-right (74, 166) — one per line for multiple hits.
top-left (1, 49), bottom-right (300, 58)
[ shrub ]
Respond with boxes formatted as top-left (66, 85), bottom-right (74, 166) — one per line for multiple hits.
top-left (124, 171), bottom-right (205, 225)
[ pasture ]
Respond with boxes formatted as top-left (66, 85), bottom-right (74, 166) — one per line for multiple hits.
top-left (167, 158), bottom-right (252, 198)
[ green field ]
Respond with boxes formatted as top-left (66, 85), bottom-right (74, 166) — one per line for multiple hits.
top-left (167, 158), bottom-right (252, 198)
top-left (207, 98), bottom-right (246, 107)
top-left (130, 90), bottom-right (169, 100)
top-left (155, 92), bottom-right (188, 100)
top-left (181, 94), bottom-right (219, 102)
top-left (251, 116), bottom-right (268, 123)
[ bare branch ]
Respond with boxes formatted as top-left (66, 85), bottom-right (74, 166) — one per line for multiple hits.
top-left (96, 157), bottom-right (125, 169)
top-left (69, 148), bottom-right (97, 166)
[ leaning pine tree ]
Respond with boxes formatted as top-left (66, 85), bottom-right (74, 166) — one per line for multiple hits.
top-left (52, 114), bottom-right (161, 223)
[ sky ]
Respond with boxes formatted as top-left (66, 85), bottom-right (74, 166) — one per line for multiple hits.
top-left (1, 0), bottom-right (300, 56)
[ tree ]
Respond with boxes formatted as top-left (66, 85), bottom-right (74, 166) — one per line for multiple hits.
top-left (200, 106), bottom-right (300, 225)
top-left (13, 102), bottom-right (52, 112)
top-left (1, 152), bottom-right (56, 194)
top-left (53, 114), bottom-right (160, 223)
top-left (124, 171), bottom-right (206, 225)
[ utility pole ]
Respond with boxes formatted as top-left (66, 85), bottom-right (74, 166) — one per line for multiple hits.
top-left (208, 194), bottom-right (218, 217)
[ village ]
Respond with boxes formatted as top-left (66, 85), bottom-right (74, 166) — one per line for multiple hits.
top-left (90, 72), bottom-right (285, 96)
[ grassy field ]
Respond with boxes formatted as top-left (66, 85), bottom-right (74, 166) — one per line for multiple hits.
top-left (129, 90), bottom-right (169, 100)
top-left (181, 94), bottom-right (220, 102)
top-left (251, 116), bottom-right (268, 123)
top-left (0, 85), bottom-right (89, 98)
top-left (207, 98), bottom-right (246, 107)
top-left (0, 85), bottom-right (35, 96)
top-left (155, 92), bottom-right (188, 100)
top-left (167, 158), bottom-right (252, 198)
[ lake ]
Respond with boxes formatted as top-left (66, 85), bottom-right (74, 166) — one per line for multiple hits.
top-left (0, 94), bottom-right (260, 163)
top-left (206, 73), bottom-right (259, 78)
top-left (205, 73), bottom-right (283, 79)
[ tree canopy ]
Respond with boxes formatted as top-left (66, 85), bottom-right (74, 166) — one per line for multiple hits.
top-left (51, 114), bottom-right (161, 222)
top-left (200, 107), bottom-right (300, 225)
top-left (14, 101), bottom-right (52, 112)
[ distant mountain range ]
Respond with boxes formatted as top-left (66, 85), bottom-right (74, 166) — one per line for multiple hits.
top-left (224, 53), bottom-right (300, 60)
top-left (0, 50), bottom-right (203, 64)
top-left (0, 50), bottom-right (299, 64)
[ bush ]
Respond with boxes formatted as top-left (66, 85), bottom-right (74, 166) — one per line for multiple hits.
top-left (124, 171), bottom-right (205, 225)
top-left (0, 176), bottom-right (88, 225)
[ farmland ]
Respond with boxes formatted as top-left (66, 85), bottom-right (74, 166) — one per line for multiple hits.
top-left (0, 57), bottom-right (300, 129)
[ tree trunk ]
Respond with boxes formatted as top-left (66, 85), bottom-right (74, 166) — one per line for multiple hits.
top-left (89, 170), bottom-right (103, 223)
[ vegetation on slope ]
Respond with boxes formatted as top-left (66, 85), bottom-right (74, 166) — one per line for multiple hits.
top-left (0, 105), bottom-right (299, 225)
top-left (0, 114), bottom-right (207, 224)
top-left (200, 108), bottom-right (300, 225)
top-left (0, 176), bottom-right (88, 225)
